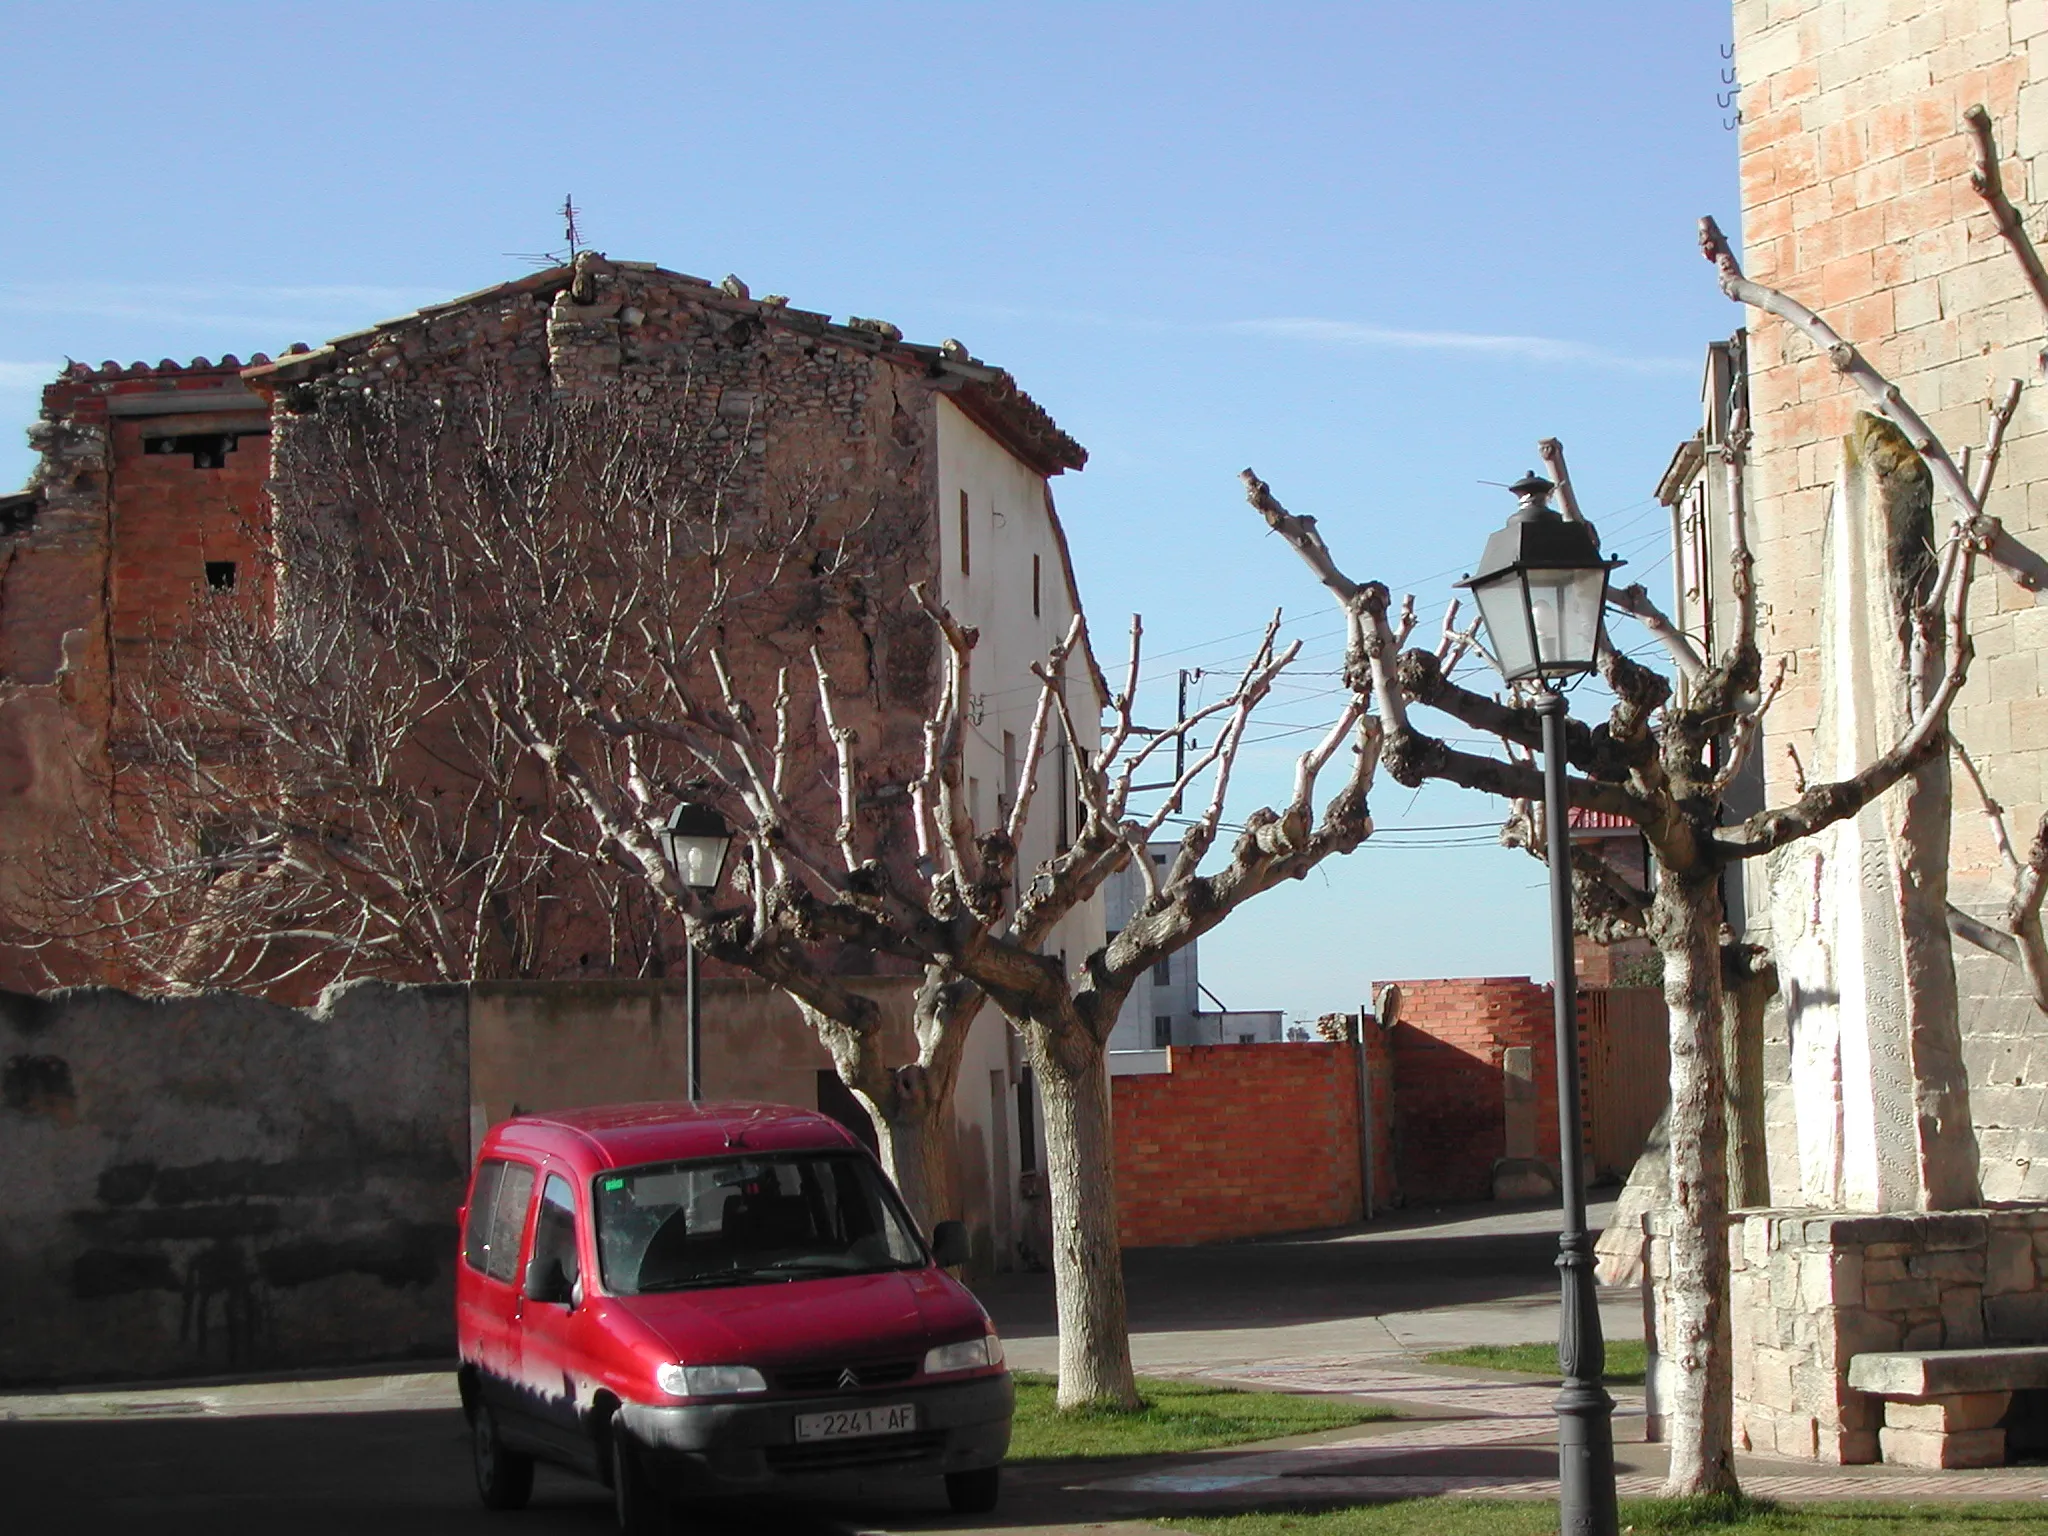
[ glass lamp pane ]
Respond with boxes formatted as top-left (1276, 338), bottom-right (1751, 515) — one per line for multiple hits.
top-left (1471, 572), bottom-right (1538, 681)
top-left (667, 833), bottom-right (728, 891)
top-left (1523, 568), bottom-right (1607, 675)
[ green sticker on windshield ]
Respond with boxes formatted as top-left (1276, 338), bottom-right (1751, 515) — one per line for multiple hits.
top-left (602, 1177), bottom-right (625, 1190)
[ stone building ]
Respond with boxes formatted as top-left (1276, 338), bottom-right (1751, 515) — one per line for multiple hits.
top-left (0, 255), bottom-right (1102, 1272)
top-left (1636, 0), bottom-right (2048, 1468)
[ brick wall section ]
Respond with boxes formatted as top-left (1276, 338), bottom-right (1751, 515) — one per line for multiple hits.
top-left (1111, 1043), bottom-right (1362, 1247)
top-left (1388, 977), bottom-right (1559, 1204)
top-left (1733, 0), bottom-right (2048, 1200)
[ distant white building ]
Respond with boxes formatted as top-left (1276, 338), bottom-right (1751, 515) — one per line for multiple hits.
top-left (1103, 841), bottom-right (1283, 1050)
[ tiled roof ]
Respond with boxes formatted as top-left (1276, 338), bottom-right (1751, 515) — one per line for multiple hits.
top-left (243, 261), bottom-right (1086, 477)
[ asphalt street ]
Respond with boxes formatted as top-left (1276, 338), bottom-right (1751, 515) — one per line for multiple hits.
top-left (0, 1199), bottom-right (1625, 1535)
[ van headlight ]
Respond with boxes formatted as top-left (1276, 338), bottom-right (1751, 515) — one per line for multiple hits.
top-left (922, 1333), bottom-right (1004, 1375)
top-left (656, 1363), bottom-right (768, 1398)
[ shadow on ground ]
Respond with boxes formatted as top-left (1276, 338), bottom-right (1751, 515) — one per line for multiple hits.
top-left (973, 1197), bottom-right (1612, 1341)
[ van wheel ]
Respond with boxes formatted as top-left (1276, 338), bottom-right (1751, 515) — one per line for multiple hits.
top-left (611, 1428), bottom-right (668, 1534)
top-left (471, 1403), bottom-right (534, 1510)
top-left (946, 1466), bottom-right (1001, 1513)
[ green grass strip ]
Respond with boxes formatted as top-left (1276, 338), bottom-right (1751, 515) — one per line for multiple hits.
top-left (1176, 1494), bottom-right (2048, 1535)
top-left (1006, 1371), bottom-right (1397, 1463)
top-left (1420, 1338), bottom-right (1649, 1387)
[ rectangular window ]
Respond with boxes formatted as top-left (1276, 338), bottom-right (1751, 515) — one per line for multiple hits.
top-left (1016, 1071), bottom-right (1037, 1172)
top-left (462, 1159), bottom-right (506, 1273)
top-left (1002, 730), bottom-right (1018, 812)
top-left (968, 776), bottom-right (981, 829)
top-left (484, 1160), bottom-right (537, 1284)
top-left (959, 489), bottom-right (971, 576)
top-left (1153, 957), bottom-right (1172, 985)
top-left (1055, 743), bottom-right (1070, 852)
top-left (204, 560), bottom-right (236, 591)
top-left (1032, 553), bottom-right (1041, 617)
top-left (1153, 1015), bottom-right (1173, 1049)
top-left (528, 1172), bottom-right (580, 1295)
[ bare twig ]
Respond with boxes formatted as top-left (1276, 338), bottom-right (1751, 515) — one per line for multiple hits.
top-left (1965, 104), bottom-right (2048, 324)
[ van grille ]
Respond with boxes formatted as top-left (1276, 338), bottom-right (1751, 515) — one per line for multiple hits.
top-left (775, 1358), bottom-right (918, 1393)
top-left (766, 1431), bottom-right (944, 1471)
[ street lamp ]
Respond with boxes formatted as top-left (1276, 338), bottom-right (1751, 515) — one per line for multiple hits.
top-left (659, 802), bottom-right (734, 1103)
top-left (1459, 473), bottom-right (1622, 1536)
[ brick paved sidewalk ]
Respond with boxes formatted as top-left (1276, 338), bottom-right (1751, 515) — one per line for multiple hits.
top-left (1082, 1358), bottom-right (2048, 1505)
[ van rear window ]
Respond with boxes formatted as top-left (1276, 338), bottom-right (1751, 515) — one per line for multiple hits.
top-left (463, 1158), bottom-right (537, 1283)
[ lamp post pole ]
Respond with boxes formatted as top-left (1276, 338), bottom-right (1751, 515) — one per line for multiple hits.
top-left (1537, 686), bottom-right (1618, 1536)
top-left (686, 940), bottom-right (702, 1103)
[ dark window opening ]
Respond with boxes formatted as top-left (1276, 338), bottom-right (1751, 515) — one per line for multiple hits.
top-left (1032, 553), bottom-right (1041, 617)
top-left (1016, 1070), bottom-right (1037, 1172)
top-left (145, 431), bottom-right (261, 469)
top-left (1153, 1015), bottom-right (1173, 1049)
top-left (1153, 957), bottom-right (1172, 985)
top-left (204, 560), bottom-right (237, 591)
top-left (958, 490), bottom-right (971, 575)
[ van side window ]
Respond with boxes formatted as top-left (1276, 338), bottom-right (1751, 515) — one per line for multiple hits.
top-left (484, 1161), bottom-right (538, 1285)
top-left (531, 1173), bottom-right (579, 1290)
top-left (462, 1160), bottom-right (506, 1273)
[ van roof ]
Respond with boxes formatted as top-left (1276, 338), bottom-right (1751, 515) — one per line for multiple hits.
top-left (487, 1100), bottom-right (861, 1170)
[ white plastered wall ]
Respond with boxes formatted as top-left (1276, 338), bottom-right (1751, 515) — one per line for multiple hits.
top-left (934, 395), bottom-right (1103, 1270)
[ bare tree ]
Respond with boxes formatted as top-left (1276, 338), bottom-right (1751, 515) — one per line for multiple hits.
top-left (1241, 191), bottom-right (2041, 1488)
top-left (85, 376), bottom-right (1377, 1409)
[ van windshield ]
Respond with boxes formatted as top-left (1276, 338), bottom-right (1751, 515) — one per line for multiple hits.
top-left (594, 1152), bottom-right (928, 1295)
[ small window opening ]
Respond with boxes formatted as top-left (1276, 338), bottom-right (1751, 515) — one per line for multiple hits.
top-left (958, 489), bottom-right (971, 576)
top-left (1032, 553), bottom-right (1041, 617)
top-left (1152, 1015), bottom-right (1173, 1048)
top-left (1153, 957), bottom-right (1171, 985)
top-left (147, 432), bottom-right (240, 469)
top-left (204, 560), bottom-right (237, 591)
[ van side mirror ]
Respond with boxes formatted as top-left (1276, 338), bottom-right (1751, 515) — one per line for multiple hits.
top-left (931, 1220), bottom-right (969, 1268)
top-left (525, 1254), bottom-right (576, 1307)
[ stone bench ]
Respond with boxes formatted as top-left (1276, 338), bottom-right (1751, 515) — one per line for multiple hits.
top-left (1846, 1347), bottom-right (2048, 1468)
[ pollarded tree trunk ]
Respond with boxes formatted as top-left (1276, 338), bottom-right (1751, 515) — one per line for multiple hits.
top-left (869, 1074), bottom-right (952, 1237)
top-left (803, 1001), bottom-right (957, 1236)
top-left (1720, 941), bottom-right (1775, 1210)
top-left (1024, 1018), bottom-right (1140, 1410)
top-left (1651, 867), bottom-right (1738, 1498)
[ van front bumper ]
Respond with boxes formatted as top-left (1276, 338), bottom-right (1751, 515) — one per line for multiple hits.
top-left (616, 1370), bottom-right (1013, 1496)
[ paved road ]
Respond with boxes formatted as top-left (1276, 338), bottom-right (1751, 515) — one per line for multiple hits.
top-left (0, 1200), bottom-right (1627, 1535)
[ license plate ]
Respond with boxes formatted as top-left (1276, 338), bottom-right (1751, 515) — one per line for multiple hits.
top-left (792, 1403), bottom-right (917, 1441)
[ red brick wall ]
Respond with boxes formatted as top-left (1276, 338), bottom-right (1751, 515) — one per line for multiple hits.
top-left (1111, 1042), bottom-right (1362, 1247)
top-left (1385, 977), bottom-right (1558, 1204)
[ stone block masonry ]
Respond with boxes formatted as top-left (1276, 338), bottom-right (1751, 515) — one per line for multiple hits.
top-left (1647, 1204), bottom-right (2048, 1466)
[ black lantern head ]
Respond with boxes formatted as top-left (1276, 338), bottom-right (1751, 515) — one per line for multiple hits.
top-left (1456, 472), bottom-right (1623, 684)
top-left (660, 802), bottom-right (734, 895)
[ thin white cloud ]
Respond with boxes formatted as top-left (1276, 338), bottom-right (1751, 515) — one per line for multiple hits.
top-left (1228, 317), bottom-right (1690, 374)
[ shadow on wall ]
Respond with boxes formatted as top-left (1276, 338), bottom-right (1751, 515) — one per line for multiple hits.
top-left (0, 982), bottom-right (468, 1388)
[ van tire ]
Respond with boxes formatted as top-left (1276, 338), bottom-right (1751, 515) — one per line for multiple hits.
top-left (471, 1403), bottom-right (534, 1510)
top-left (611, 1428), bottom-right (668, 1534)
top-left (946, 1466), bottom-right (1001, 1513)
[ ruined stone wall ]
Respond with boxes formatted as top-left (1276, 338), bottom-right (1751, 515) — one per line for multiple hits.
top-left (0, 359), bottom-right (273, 991)
top-left (0, 980), bottom-right (468, 1386)
top-left (1733, 0), bottom-right (2048, 1203)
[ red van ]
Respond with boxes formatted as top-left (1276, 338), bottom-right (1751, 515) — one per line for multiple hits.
top-left (455, 1102), bottom-right (1012, 1531)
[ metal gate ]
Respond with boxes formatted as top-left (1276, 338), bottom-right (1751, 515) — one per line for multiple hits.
top-left (1580, 986), bottom-right (1670, 1183)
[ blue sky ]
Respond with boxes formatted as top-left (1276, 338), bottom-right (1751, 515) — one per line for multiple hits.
top-left (1, 2), bottom-right (1738, 1020)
